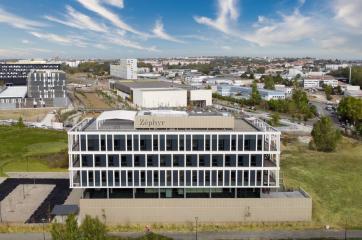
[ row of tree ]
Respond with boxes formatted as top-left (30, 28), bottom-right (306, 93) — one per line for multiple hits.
top-left (337, 96), bottom-right (362, 136)
top-left (61, 62), bottom-right (111, 76)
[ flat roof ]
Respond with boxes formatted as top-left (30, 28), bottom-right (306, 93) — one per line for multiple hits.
top-left (0, 86), bottom-right (27, 98)
top-left (114, 80), bottom-right (182, 93)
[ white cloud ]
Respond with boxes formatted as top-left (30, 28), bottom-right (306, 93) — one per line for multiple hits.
top-left (21, 39), bottom-right (30, 44)
top-left (0, 48), bottom-right (50, 57)
top-left (243, 11), bottom-right (318, 46)
top-left (152, 19), bottom-right (184, 43)
top-left (221, 45), bottom-right (232, 50)
top-left (77, 0), bottom-right (146, 36)
top-left (45, 6), bottom-right (107, 33)
top-left (94, 43), bottom-right (107, 49)
top-left (194, 0), bottom-right (239, 35)
top-left (334, 0), bottom-right (362, 29)
top-left (29, 31), bottom-right (87, 47)
top-left (102, 0), bottom-right (124, 8)
top-left (320, 37), bottom-right (347, 49)
top-left (0, 8), bottom-right (45, 30)
top-left (105, 35), bottom-right (157, 51)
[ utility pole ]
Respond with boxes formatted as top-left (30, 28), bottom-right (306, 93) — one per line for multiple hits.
top-left (0, 201), bottom-right (2, 223)
top-left (349, 66), bottom-right (352, 84)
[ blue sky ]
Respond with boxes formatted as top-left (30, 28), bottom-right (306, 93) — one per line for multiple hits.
top-left (0, 0), bottom-right (361, 59)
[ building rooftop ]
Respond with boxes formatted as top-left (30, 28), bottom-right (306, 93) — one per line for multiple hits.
top-left (0, 86), bottom-right (27, 98)
top-left (114, 80), bottom-right (182, 94)
top-left (71, 110), bottom-right (278, 133)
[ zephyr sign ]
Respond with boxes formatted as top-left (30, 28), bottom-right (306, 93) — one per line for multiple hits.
top-left (139, 118), bottom-right (165, 127)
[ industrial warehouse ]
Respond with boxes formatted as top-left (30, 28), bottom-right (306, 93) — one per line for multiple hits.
top-left (68, 110), bottom-right (311, 224)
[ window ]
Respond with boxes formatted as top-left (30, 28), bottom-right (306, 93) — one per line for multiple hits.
top-left (238, 155), bottom-right (249, 166)
top-left (173, 154), bottom-right (184, 167)
top-left (108, 155), bottom-right (119, 167)
top-left (160, 135), bottom-right (165, 151)
top-left (114, 135), bottom-right (125, 151)
top-left (107, 135), bottom-right (113, 151)
top-left (121, 155), bottom-right (132, 167)
top-left (179, 135), bottom-right (184, 150)
top-left (212, 135), bottom-right (217, 150)
top-left (231, 135), bottom-right (237, 151)
top-left (147, 154), bottom-right (158, 167)
top-left (237, 135), bottom-right (244, 150)
top-left (134, 154), bottom-right (145, 167)
top-left (81, 135), bottom-right (86, 151)
top-left (140, 135), bottom-right (152, 151)
top-left (81, 155), bottom-right (93, 167)
top-left (126, 135), bottom-right (132, 151)
top-left (166, 135), bottom-right (178, 151)
top-left (199, 154), bottom-right (210, 167)
top-left (160, 154), bottom-right (171, 167)
top-left (218, 135), bottom-right (230, 151)
top-left (186, 135), bottom-right (191, 151)
top-left (192, 135), bottom-right (204, 151)
top-left (225, 155), bottom-right (236, 167)
top-left (133, 135), bottom-right (139, 151)
top-left (154, 171), bottom-right (159, 186)
top-left (94, 155), bottom-right (106, 167)
top-left (251, 154), bottom-right (262, 166)
top-left (212, 154), bottom-right (223, 167)
top-left (186, 154), bottom-right (197, 167)
top-left (205, 135), bottom-right (210, 151)
top-left (244, 135), bottom-right (256, 151)
top-left (153, 135), bottom-right (158, 151)
top-left (257, 135), bottom-right (263, 151)
top-left (87, 135), bottom-right (99, 151)
top-left (100, 135), bottom-right (106, 151)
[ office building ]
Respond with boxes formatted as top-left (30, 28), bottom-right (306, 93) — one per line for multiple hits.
top-left (0, 63), bottom-right (60, 86)
top-left (27, 70), bottom-right (67, 107)
top-left (110, 59), bottom-right (138, 80)
top-left (68, 110), bottom-right (280, 198)
top-left (69, 110), bottom-right (312, 224)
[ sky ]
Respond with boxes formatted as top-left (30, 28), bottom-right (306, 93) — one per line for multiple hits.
top-left (0, 0), bottom-right (361, 59)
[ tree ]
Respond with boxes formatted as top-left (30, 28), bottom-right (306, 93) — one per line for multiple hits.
top-left (310, 117), bottom-right (341, 152)
top-left (50, 215), bottom-right (107, 240)
top-left (324, 85), bottom-right (333, 100)
top-left (337, 97), bottom-right (362, 126)
top-left (250, 81), bottom-right (261, 105)
top-left (16, 116), bottom-right (25, 128)
top-left (270, 112), bottom-right (280, 126)
top-left (264, 76), bottom-right (275, 90)
top-left (80, 215), bottom-right (107, 240)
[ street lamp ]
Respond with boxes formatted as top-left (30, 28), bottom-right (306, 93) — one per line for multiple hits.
top-left (42, 218), bottom-right (46, 240)
top-left (195, 217), bottom-right (198, 240)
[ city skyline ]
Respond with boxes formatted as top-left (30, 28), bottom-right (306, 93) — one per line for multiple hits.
top-left (0, 0), bottom-right (361, 59)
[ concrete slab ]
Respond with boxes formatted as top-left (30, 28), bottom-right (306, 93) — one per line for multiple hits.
top-left (6, 172), bottom-right (68, 179)
top-left (1, 184), bottom-right (55, 223)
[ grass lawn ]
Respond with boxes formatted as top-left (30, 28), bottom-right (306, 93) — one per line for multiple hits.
top-left (282, 136), bottom-right (362, 229)
top-left (0, 126), bottom-right (68, 176)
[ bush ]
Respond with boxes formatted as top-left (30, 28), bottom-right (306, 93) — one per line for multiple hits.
top-left (310, 117), bottom-right (341, 152)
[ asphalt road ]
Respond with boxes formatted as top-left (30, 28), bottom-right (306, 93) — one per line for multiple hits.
top-left (1, 230), bottom-right (362, 240)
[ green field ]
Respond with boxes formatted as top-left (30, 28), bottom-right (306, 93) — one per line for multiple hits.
top-left (0, 126), bottom-right (68, 176)
top-left (282, 137), bottom-right (362, 229)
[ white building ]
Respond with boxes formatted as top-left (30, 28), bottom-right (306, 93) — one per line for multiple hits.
top-left (110, 59), bottom-right (138, 80)
top-left (0, 86), bottom-right (27, 109)
top-left (133, 88), bottom-right (188, 108)
top-left (68, 110), bottom-right (280, 198)
top-left (188, 89), bottom-right (212, 106)
top-left (303, 76), bottom-right (338, 89)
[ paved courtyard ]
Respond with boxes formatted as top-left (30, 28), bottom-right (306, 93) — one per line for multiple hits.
top-left (1, 184), bottom-right (54, 223)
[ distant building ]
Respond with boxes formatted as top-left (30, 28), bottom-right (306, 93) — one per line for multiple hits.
top-left (217, 85), bottom-right (285, 100)
top-left (110, 59), bottom-right (138, 80)
top-left (112, 80), bottom-right (212, 108)
top-left (27, 70), bottom-right (67, 107)
top-left (0, 86), bottom-right (27, 109)
top-left (0, 63), bottom-right (60, 86)
top-left (303, 76), bottom-right (338, 89)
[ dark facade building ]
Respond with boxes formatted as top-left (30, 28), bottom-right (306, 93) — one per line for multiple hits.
top-left (0, 63), bottom-right (60, 86)
top-left (27, 70), bottom-right (67, 107)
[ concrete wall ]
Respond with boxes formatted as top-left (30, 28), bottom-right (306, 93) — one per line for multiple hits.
top-left (79, 198), bottom-right (312, 224)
